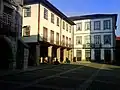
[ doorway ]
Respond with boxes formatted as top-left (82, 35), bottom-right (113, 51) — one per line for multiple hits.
top-left (94, 49), bottom-right (101, 62)
top-left (104, 50), bottom-right (111, 63)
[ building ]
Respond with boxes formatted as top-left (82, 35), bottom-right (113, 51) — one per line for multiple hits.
top-left (115, 37), bottom-right (120, 65)
top-left (0, 0), bottom-right (29, 69)
top-left (22, 0), bottom-right (75, 66)
top-left (69, 14), bottom-right (117, 63)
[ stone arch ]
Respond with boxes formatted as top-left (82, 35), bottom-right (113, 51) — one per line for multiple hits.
top-left (0, 36), bottom-right (14, 69)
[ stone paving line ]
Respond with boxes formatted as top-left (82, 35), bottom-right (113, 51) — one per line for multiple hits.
top-left (77, 64), bottom-right (105, 90)
top-left (15, 64), bottom-right (89, 89)
top-left (0, 64), bottom-right (61, 77)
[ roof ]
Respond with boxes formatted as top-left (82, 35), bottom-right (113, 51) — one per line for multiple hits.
top-left (116, 37), bottom-right (120, 40)
top-left (24, 0), bottom-right (75, 25)
top-left (69, 14), bottom-right (117, 21)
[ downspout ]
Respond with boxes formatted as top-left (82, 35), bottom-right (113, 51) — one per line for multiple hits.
top-left (37, 3), bottom-right (40, 42)
top-left (60, 18), bottom-right (62, 46)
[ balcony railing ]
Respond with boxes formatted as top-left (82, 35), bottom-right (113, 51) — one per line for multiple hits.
top-left (50, 39), bottom-right (54, 44)
top-left (43, 37), bottom-right (47, 42)
top-left (83, 43), bottom-right (91, 49)
top-left (61, 40), bottom-right (65, 46)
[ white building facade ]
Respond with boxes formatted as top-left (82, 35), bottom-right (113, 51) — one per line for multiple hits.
top-left (69, 14), bottom-right (117, 63)
top-left (22, 0), bottom-right (75, 66)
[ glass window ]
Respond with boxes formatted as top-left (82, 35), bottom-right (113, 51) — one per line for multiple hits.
top-left (85, 50), bottom-right (90, 61)
top-left (85, 22), bottom-right (91, 30)
top-left (76, 50), bottom-right (82, 61)
top-left (76, 36), bottom-right (82, 45)
top-left (43, 27), bottom-right (48, 41)
top-left (84, 35), bottom-right (90, 44)
top-left (104, 35), bottom-right (111, 45)
top-left (94, 21), bottom-right (101, 30)
top-left (66, 24), bottom-right (68, 31)
top-left (44, 8), bottom-right (48, 20)
top-left (51, 13), bottom-right (54, 23)
top-left (69, 26), bottom-right (71, 33)
top-left (104, 20), bottom-right (111, 30)
top-left (57, 17), bottom-right (59, 26)
top-left (94, 35), bottom-right (101, 44)
top-left (76, 23), bottom-right (82, 31)
top-left (23, 26), bottom-right (30, 37)
top-left (24, 7), bottom-right (31, 17)
top-left (63, 21), bottom-right (65, 29)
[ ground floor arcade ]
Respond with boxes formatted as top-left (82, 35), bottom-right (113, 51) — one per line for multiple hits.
top-left (27, 42), bottom-right (73, 66)
top-left (74, 48), bottom-right (114, 63)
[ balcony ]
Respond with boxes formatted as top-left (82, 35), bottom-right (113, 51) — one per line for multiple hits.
top-left (91, 43), bottom-right (102, 48)
top-left (0, 13), bottom-right (18, 37)
top-left (83, 43), bottom-right (91, 49)
top-left (61, 40), bottom-right (65, 46)
top-left (43, 37), bottom-right (47, 42)
top-left (50, 39), bottom-right (54, 44)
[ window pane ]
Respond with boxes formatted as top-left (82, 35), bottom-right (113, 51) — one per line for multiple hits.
top-left (57, 17), bottom-right (59, 26)
top-left (104, 35), bottom-right (111, 45)
top-left (85, 22), bottom-right (90, 30)
top-left (76, 36), bottom-right (82, 45)
top-left (94, 21), bottom-right (100, 30)
top-left (76, 23), bottom-right (82, 31)
top-left (24, 7), bottom-right (31, 17)
top-left (44, 8), bottom-right (48, 20)
top-left (104, 20), bottom-right (111, 30)
top-left (51, 13), bottom-right (54, 23)
top-left (94, 35), bottom-right (101, 44)
top-left (63, 21), bottom-right (65, 29)
top-left (23, 26), bottom-right (30, 37)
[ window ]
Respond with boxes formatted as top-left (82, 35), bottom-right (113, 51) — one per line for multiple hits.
top-left (76, 36), bottom-right (82, 45)
top-left (50, 30), bottom-right (54, 43)
top-left (57, 17), bottom-right (59, 26)
top-left (66, 24), bottom-right (68, 31)
top-left (84, 35), bottom-right (90, 44)
top-left (23, 26), bottom-right (30, 37)
top-left (69, 38), bottom-right (71, 44)
top-left (94, 21), bottom-right (101, 30)
top-left (63, 21), bottom-right (65, 29)
top-left (104, 35), bottom-right (111, 45)
top-left (85, 22), bottom-right (91, 30)
top-left (43, 27), bottom-right (48, 41)
top-left (69, 26), bottom-right (71, 33)
top-left (44, 8), bottom-right (48, 20)
top-left (76, 23), bottom-right (82, 31)
top-left (66, 37), bottom-right (68, 46)
top-left (94, 35), bottom-right (101, 44)
top-left (76, 50), bottom-right (82, 61)
top-left (85, 50), bottom-right (90, 61)
top-left (51, 13), bottom-right (54, 23)
top-left (24, 7), bottom-right (31, 17)
top-left (56, 33), bottom-right (59, 44)
top-left (62, 35), bottom-right (65, 45)
top-left (104, 20), bottom-right (111, 30)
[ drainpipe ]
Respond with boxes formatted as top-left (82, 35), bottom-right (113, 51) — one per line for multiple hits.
top-left (37, 3), bottom-right (40, 42)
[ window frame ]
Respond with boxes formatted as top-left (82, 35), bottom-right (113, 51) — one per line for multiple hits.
top-left (76, 36), bottom-right (82, 45)
top-left (23, 25), bottom-right (30, 37)
top-left (104, 34), bottom-right (111, 45)
top-left (57, 17), bottom-right (59, 26)
top-left (44, 8), bottom-right (48, 20)
top-left (76, 23), bottom-right (82, 31)
top-left (85, 22), bottom-right (91, 31)
top-left (24, 6), bottom-right (31, 17)
top-left (94, 35), bottom-right (101, 45)
top-left (94, 21), bottom-right (101, 30)
top-left (51, 13), bottom-right (54, 24)
top-left (103, 20), bottom-right (111, 30)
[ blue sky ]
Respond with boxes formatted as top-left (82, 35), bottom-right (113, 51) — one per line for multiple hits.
top-left (49, 0), bottom-right (120, 36)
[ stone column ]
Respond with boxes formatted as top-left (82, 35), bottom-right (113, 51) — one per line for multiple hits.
top-left (68, 50), bottom-right (72, 61)
top-left (48, 46), bottom-right (52, 63)
top-left (63, 49), bottom-right (67, 62)
top-left (36, 45), bottom-right (40, 66)
top-left (57, 48), bottom-right (60, 62)
top-left (91, 49), bottom-right (95, 61)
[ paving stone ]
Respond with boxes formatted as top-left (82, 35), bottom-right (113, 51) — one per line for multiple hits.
top-left (37, 77), bottom-right (85, 88)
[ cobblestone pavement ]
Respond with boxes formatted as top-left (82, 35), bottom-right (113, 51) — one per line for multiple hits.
top-left (0, 63), bottom-right (120, 90)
